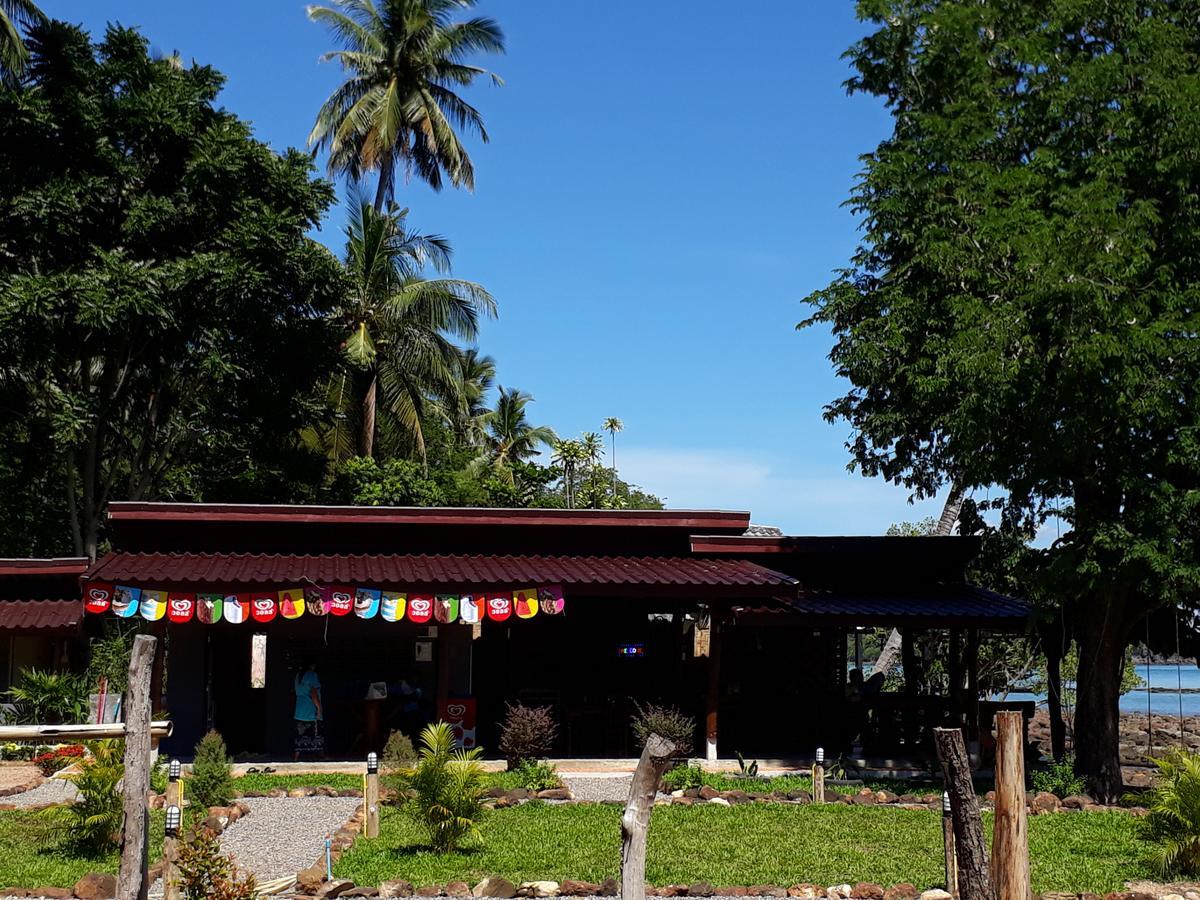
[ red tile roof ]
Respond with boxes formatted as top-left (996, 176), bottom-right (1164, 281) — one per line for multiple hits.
top-left (0, 599), bottom-right (83, 631)
top-left (84, 552), bottom-right (798, 599)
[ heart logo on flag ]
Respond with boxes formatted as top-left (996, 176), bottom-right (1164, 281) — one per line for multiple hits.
top-left (408, 594), bottom-right (433, 624)
top-left (251, 594), bottom-right (277, 623)
top-left (85, 584), bottom-right (112, 615)
top-left (167, 593), bottom-right (195, 623)
top-left (446, 703), bottom-right (467, 719)
top-left (329, 588), bottom-right (353, 616)
top-left (486, 594), bottom-right (511, 622)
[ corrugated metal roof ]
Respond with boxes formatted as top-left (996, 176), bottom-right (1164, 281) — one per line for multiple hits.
top-left (736, 586), bottom-right (1027, 623)
top-left (84, 552), bottom-right (798, 598)
top-left (0, 599), bottom-right (83, 631)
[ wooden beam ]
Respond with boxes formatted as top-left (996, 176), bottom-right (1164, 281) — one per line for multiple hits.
top-left (621, 734), bottom-right (675, 900)
top-left (118, 634), bottom-right (155, 900)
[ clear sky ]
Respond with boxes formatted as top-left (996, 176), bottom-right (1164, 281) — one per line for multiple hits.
top-left (48, 0), bottom-right (949, 534)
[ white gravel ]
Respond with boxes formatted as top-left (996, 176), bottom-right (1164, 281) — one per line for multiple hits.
top-left (562, 774), bottom-right (633, 803)
top-left (1, 777), bottom-right (77, 806)
top-left (219, 796), bottom-right (362, 881)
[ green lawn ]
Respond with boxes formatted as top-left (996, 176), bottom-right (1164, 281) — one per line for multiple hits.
top-left (233, 771), bottom-right (365, 794)
top-left (0, 809), bottom-right (166, 889)
top-left (334, 803), bottom-right (1155, 893)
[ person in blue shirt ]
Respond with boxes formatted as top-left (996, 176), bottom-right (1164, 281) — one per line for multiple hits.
top-left (294, 659), bottom-right (324, 761)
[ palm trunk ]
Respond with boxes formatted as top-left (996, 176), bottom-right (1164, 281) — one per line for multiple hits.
top-left (373, 156), bottom-right (394, 212)
top-left (611, 435), bottom-right (617, 499)
top-left (361, 373), bottom-right (377, 459)
top-left (936, 484), bottom-right (964, 536)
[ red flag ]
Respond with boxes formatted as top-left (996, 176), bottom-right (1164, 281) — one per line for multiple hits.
top-left (250, 593), bottom-right (277, 623)
top-left (407, 593), bottom-right (434, 623)
top-left (328, 586), bottom-right (354, 616)
top-left (167, 592), bottom-right (195, 623)
top-left (486, 593), bottom-right (512, 622)
top-left (84, 583), bottom-right (113, 615)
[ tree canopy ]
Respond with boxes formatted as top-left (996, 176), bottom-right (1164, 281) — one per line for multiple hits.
top-left (804, 0), bottom-right (1200, 798)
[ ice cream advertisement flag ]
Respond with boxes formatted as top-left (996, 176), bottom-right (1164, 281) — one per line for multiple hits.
top-left (513, 587), bottom-right (539, 619)
top-left (112, 586), bottom-right (141, 618)
top-left (197, 593), bottom-right (223, 624)
top-left (380, 592), bottom-right (406, 622)
top-left (139, 589), bottom-right (167, 621)
top-left (355, 588), bottom-right (381, 619)
top-left (224, 594), bottom-right (250, 624)
top-left (167, 592), bottom-right (195, 623)
top-left (85, 583), bottom-right (113, 615)
top-left (278, 588), bottom-right (305, 620)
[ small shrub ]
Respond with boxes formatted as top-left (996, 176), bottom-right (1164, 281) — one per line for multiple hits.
top-left (1031, 754), bottom-right (1086, 798)
top-left (33, 744), bottom-right (85, 776)
top-left (498, 703), bottom-right (558, 768)
top-left (150, 755), bottom-right (168, 794)
top-left (512, 759), bottom-right (561, 792)
top-left (381, 729), bottom-right (417, 799)
top-left (1143, 748), bottom-right (1200, 875)
top-left (176, 827), bottom-right (257, 900)
top-left (631, 701), bottom-right (695, 758)
top-left (662, 764), bottom-right (706, 792)
top-left (190, 731), bottom-right (233, 809)
top-left (396, 721), bottom-right (486, 851)
top-left (40, 739), bottom-right (124, 853)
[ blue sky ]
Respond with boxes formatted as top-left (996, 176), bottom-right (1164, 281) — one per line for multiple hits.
top-left (49, 0), bottom-right (949, 534)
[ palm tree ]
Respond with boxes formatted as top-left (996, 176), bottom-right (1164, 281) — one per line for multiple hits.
top-left (308, 0), bottom-right (504, 209)
top-left (579, 431), bottom-right (604, 507)
top-left (603, 417), bottom-right (623, 498)
top-left (449, 347), bottom-right (495, 447)
top-left (474, 387), bottom-right (556, 483)
top-left (332, 193), bottom-right (496, 461)
top-left (1, 0), bottom-right (44, 87)
top-left (552, 439), bottom-right (587, 509)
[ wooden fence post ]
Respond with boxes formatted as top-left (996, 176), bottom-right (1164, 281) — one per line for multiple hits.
top-left (118, 634), bottom-right (156, 900)
top-left (365, 752), bottom-right (380, 839)
top-left (992, 711), bottom-right (1031, 900)
top-left (933, 727), bottom-right (991, 900)
top-left (812, 747), bottom-right (826, 804)
top-left (621, 734), bottom-right (675, 900)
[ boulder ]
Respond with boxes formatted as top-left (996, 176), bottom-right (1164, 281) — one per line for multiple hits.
top-left (698, 785), bottom-right (721, 801)
top-left (750, 887), bottom-right (786, 898)
top-left (786, 790), bottom-right (811, 804)
top-left (506, 788), bottom-right (532, 801)
top-left (446, 883), bottom-right (471, 897)
top-left (234, 799), bottom-right (251, 816)
top-left (289, 788), bottom-right (310, 798)
top-left (317, 882), bottom-right (357, 899)
top-left (850, 793), bottom-right (876, 806)
top-left (557, 881), bottom-right (597, 897)
top-left (342, 891), bottom-right (381, 898)
top-left (689, 883), bottom-right (716, 897)
top-left (1030, 791), bottom-right (1060, 813)
top-left (1060, 795), bottom-right (1091, 810)
top-left (883, 885), bottom-right (918, 900)
top-left (827, 886), bottom-right (852, 900)
top-left (536, 788), bottom-right (573, 801)
top-left (875, 791), bottom-right (898, 804)
top-left (473, 877), bottom-right (517, 899)
top-left (297, 866), bottom-right (328, 895)
top-left (851, 884), bottom-right (884, 900)
top-left (202, 815), bottom-right (226, 834)
top-left (72, 872), bottom-right (118, 899)
top-left (484, 786), bottom-right (508, 799)
top-left (379, 880), bottom-right (416, 898)
top-left (722, 790), bottom-right (752, 805)
top-left (723, 889), bottom-right (750, 898)
top-left (673, 796), bottom-right (695, 806)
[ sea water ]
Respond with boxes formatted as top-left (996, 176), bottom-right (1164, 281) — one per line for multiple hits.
top-left (1006, 663), bottom-right (1200, 717)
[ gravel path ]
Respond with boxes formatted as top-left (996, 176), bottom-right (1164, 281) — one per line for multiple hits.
top-left (1, 777), bottom-right (77, 806)
top-left (219, 796), bottom-right (361, 882)
top-left (562, 774), bottom-right (632, 803)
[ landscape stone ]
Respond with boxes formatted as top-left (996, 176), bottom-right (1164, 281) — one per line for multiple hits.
top-left (698, 785), bottom-right (720, 801)
top-left (415, 886), bottom-right (443, 897)
top-left (316, 882), bottom-right (357, 899)
top-left (827, 886), bottom-right (852, 900)
top-left (919, 891), bottom-right (953, 900)
top-left (535, 788), bottom-right (572, 801)
top-left (882, 885), bottom-right (917, 900)
top-left (597, 878), bottom-right (619, 896)
top-left (708, 796), bottom-right (731, 807)
top-left (723, 790), bottom-right (752, 805)
top-left (724, 889), bottom-right (750, 897)
top-left (446, 882), bottom-right (471, 896)
top-left (474, 877), bottom-right (518, 898)
top-left (72, 872), bottom-right (117, 899)
top-left (297, 867), bottom-right (327, 895)
top-left (659, 885), bottom-right (689, 897)
top-left (1030, 791), bottom-right (1061, 813)
top-left (518, 882), bottom-right (560, 897)
top-left (852, 884), bottom-right (884, 900)
top-left (558, 881), bottom-right (598, 897)
top-left (750, 887), bottom-right (786, 897)
top-left (1061, 795), bottom-right (1090, 810)
top-left (379, 880), bottom-right (416, 898)
top-left (34, 888), bottom-right (72, 899)
top-left (342, 890), bottom-right (381, 898)
top-left (689, 883), bottom-right (716, 897)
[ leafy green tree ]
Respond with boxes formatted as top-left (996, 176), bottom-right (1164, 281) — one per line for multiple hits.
top-left (0, 0), bottom-right (42, 85)
top-left (804, 0), bottom-right (1200, 799)
top-left (322, 195), bottom-right (495, 462)
top-left (0, 22), bottom-right (344, 559)
top-left (308, 0), bottom-right (504, 206)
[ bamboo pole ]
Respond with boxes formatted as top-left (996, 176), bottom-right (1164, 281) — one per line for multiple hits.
top-left (933, 727), bottom-right (991, 900)
top-left (621, 734), bottom-right (675, 900)
top-left (118, 635), bottom-right (156, 900)
top-left (0, 723), bottom-right (172, 741)
top-left (992, 711), bottom-right (1031, 900)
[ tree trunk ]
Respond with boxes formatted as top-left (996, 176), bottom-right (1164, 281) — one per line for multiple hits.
top-left (373, 156), bottom-right (394, 212)
top-left (933, 727), bottom-right (991, 900)
top-left (361, 373), bottom-right (377, 459)
top-left (872, 628), bottom-right (903, 677)
top-left (621, 734), bottom-right (675, 900)
top-left (118, 635), bottom-right (156, 900)
top-left (1073, 599), bottom-right (1133, 802)
top-left (1038, 617), bottom-right (1067, 761)
top-left (936, 484), bottom-right (964, 536)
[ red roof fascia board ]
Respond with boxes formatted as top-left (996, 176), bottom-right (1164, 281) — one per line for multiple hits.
top-left (0, 558), bottom-right (90, 577)
top-left (109, 502), bottom-right (751, 532)
top-left (0, 599), bottom-right (83, 631)
top-left (83, 552), bottom-right (797, 599)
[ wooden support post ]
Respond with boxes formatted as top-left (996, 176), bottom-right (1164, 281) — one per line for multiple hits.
top-left (165, 768), bottom-right (183, 812)
top-left (365, 753), bottom-right (380, 839)
top-left (992, 711), bottom-right (1031, 900)
top-left (436, 630), bottom-right (451, 717)
top-left (162, 805), bottom-right (181, 900)
top-left (941, 792), bottom-right (958, 897)
top-left (812, 748), bottom-right (826, 804)
top-left (621, 734), bottom-right (675, 900)
top-left (948, 629), bottom-right (963, 726)
top-left (965, 629), bottom-right (980, 746)
top-left (705, 619), bottom-right (721, 762)
top-left (933, 727), bottom-right (991, 900)
top-left (118, 634), bottom-right (156, 900)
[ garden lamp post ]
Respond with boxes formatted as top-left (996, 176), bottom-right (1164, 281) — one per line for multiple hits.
top-left (163, 804), bottom-right (182, 900)
top-left (365, 751), bottom-right (380, 838)
top-left (812, 747), bottom-right (825, 805)
top-left (942, 791), bottom-right (957, 897)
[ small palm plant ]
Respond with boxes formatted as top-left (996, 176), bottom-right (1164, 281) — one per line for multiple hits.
top-left (41, 740), bottom-right (124, 853)
top-left (1143, 748), bottom-right (1200, 875)
top-left (396, 721), bottom-right (486, 852)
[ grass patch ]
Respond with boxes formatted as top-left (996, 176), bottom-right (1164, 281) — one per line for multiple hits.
top-left (0, 809), bottom-right (167, 889)
top-left (662, 767), bottom-right (942, 798)
top-left (233, 772), bottom-right (364, 794)
top-left (335, 803), bottom-right (1154, 893)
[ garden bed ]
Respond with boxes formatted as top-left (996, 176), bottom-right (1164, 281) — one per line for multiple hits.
top-left (333, 802), bottom-right (1153, 894)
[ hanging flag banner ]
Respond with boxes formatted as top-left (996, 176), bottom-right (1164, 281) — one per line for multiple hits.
top-left (197, 593), bottom-right (223, 624)
top-left (538, 585), bottom-right (565, 615)
top-left (139, 589), bottom-right (167, 621)
top-left (486, 593), bottom-right (512, 622)
top-left (408, 594), bottom-right (434, 624)
top-left (224, 593), bottom-right (250, 624)
top-left (329, 587), bottom-right (354, 617)
top-left (459, 594), bottom-right (484, 624)
top-left (355, 588), bottom-right (381, 619)
top-left (167, 592), bottom-right (195, 624)
top-left (251, 593), bottom-right (277, 623)
top-left (434, 594), bottom-right (459, 624)
top-left (112, 586), bottom-right (141, 618)
top-left (305, 586), bottom-right (329, 617)
top-left (85, 583), bottom-right (113, 615)
top-left (279, 588), bottom-right (305, 620)
top-left (513, 587), bottom-right (539, 619)
top-left (380, 591), bottom-right (406, 622)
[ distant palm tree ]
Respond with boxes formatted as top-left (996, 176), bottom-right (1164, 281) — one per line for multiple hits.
top-left (450, 347), bottom-right (496, 447)
top-left (603, 416), bottom-right (623, 498)
top-left (332, 193), bottom-right (496, 461)
top-left (474, 387), bottom-right (556, 484)
top-left (1, 0), bottom-right (45, 86)
top-left (308, 0), bottom-right (504, 208)
top-left (552, 439), bottom-right (587, 509)
top-left (579, 431), bottom-right (604, 507)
